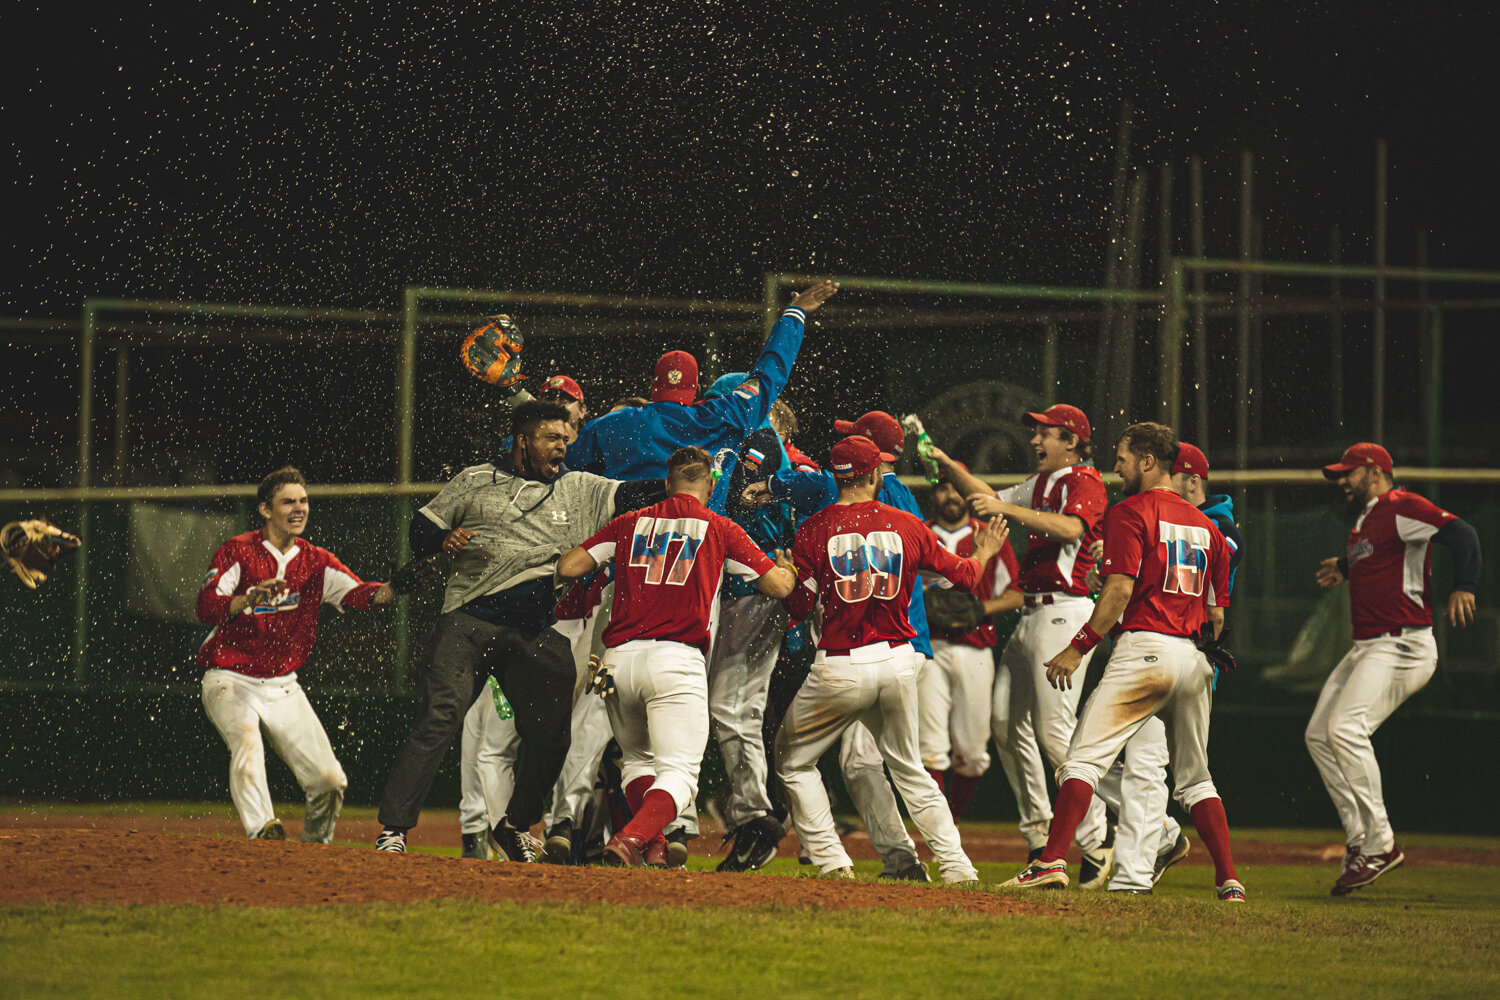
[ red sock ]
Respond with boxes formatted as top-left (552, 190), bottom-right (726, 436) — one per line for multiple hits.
top-left (620, 789), bottom-right (679, 844)
top-left (1041, 778), bottom-right (1095, 863)
top-left (945, 773), bottom-right (981, 820)
top-left (926, 768), bottom-right (946, 793)
top-left (624, 776), bottom-right (654, 816)
top-left (1189, 798), bottom-right (1238, 885)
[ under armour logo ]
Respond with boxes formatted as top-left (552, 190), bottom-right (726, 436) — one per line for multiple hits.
top-left (550, 510), bottom-right (569, 523)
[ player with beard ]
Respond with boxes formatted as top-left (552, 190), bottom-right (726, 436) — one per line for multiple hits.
top-left (1002, 422), bottom-right (1242, 901)
top-left (921, 466), bottom-right (1031, 822)
top-left (374, 401), bottom-right (665, 858)
top-left (1308, 443), bottom-right (1480, 896)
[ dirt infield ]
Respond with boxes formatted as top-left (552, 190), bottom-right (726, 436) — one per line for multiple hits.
top-left (3, 812), bottom-right (1496, 911)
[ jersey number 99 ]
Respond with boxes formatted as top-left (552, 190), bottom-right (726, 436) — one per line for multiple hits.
top-left (827, 531), bottom-right (904, 603)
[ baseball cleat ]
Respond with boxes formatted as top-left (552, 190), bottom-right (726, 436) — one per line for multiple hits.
top-left (255, 819), bottom-right (286, 841)
top-left (664, 829), bottom-right (690, 869)
top-left (715, 815), bottom-right (782, 873)
top-left (374, 828), bottom-right (407, 853)
top-left (1216, 879), bottom-right (1247, 903)
top-left (460, 832), bottom-right (489, 860)
top-left (821, 866), bottom-right (857, 880)
top-left (1078, 843), bottom-right (1114, 890)
top-left (1332, 847), bottom-right (1404, 896)
top-left (643, 835), bottom-right (670, 869)
top-left (878, 860), bottom-right (932, 883)
top-left (1109, 887), bottom-right (1153, 895)
top-left (601, 835), bottom-right (647, 869)
top-left (491, 821), bottom-right (538, 863)
top-left (1152, 833), bottom-right (1191, 885)
top-left (1339, 843), bottom-right (1362, 876)
top-left (542, 819), bottom-right (573, 865)
top-left (1002, 860), bottom-right (1069, 889)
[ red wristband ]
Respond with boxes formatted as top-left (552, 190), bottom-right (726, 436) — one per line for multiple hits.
top-left (1070, 623), bottom-right (1101, 654)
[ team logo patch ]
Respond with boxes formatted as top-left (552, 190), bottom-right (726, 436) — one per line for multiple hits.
top-left (833, 462), bottom-right (852, 473)
top-left (745, 447), bottom-right (765, 466)
top-left (1347, 537), bottom-right (1375, 567)
top-left (1052, 617), bottom-right (1065, 625)
top-left (251, 592), bottom-right (301, 614)
top-left (1145, 655), bottom-right (1158, 663)
top-left (203, 568), bottom-right (219, 585)
top-left (668, 369), bottom-right (683, 385)
top-left (546, 376), bottom-right (565, 389)
top-left (733, 381), bottom-right (760, 400)
top-left (551, 509), bottom-right (569, 523)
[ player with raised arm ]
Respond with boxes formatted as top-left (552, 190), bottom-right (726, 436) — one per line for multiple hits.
top-left (1308, 443), bottom-right (1482, 896)
top-left (930, 404), bottom-right (1113, 880)
top-left (1002, 422), bottom-right (1243, 901)
top-left (196, 466), bottom-right (425, 842)
top-left (921, 463), bottom-right (1027, 820)
top-left (556, 447), bottom-right (796, 867)
top-left (777, 436), bottom-right (1005, 885)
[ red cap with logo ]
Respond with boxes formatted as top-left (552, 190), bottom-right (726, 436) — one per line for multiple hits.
top-left (651, 351), bottom-right (699, 405)
top-left (1323, 442), bottom-right (1393, 480)
top-left (1022, 403), bottom-right (1091, 441)
top-left (540, 374), bottom-right (584, 403)
top-left (829, 435), bottom-right (885, 479)
top-left (1173, 442), bottom-right (1209, 477)
top-left (831, 410), bottom-right (904, 458)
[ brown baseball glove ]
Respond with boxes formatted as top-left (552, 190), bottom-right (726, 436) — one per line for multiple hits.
top-left (2, 518), bottom-right (81, 589)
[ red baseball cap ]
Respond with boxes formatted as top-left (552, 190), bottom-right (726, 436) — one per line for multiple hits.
top-left (1173, 442), bottom-right (1209, 477)
top-left (539, 374), bottom-right (584, 403)
top-left (1023, 403), bottom-right (1091, 441)
top-left (1323, 442), bottom-right (1393, 480)
top-left (830, 435), bottom-right (885, 479)
top-left (651, 351), bottom-right (699, 405)
top-left (832, 410), bottom-right (904, 458)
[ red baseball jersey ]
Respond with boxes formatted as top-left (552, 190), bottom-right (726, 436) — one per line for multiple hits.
top-left (195, 531), bottom-right (384, 678)
top-left (926, 518), bottom-right (1021, 648)
top-left (1345, 488), bottom-right (1458, 639)
top-left (584, 492), bottom-right (773, 653)
top-left (1099, 488), bottom-right (1231, 638)
top-left (788, 500), bottom-right (981, 653)
top-left (555, 561), bottom-right (614, 623)
top-left (996, 464), bottom-right (1107, 595)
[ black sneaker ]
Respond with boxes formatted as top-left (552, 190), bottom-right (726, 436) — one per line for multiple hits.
top-left (255, 819), bottom-right (286, 841)
top-left (715, 815), bottom-right (782, 873)
top-left (664, 828), bottom-right (690, 869)
top-left (1079, 843), bottom-right (1114, 890)
top-left (375, 828), bottom-right (407, 854)
top-left (492, 821), bottom-right (537, 863)
top-left (878, 860), bottom-right (932, 883)
top-left (542, 819), bottom-right (573, 865)
top-left (460, 832), bottom-right (488, 860)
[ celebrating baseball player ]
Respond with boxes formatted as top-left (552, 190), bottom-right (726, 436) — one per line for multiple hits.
top-left (931, 404), bottom-right (1114, 880)
top-left (921, 463), bottom-right (1025, 819)
top-left (195, 466), bottom-right (425, 842)
top-left (1308, 442), bottom-right (1481, 896)
top-left (1002, 422), bottom-right (1244, 902)
top-left (556, 446), bottom-right (796, 867)
top-left (777, 435), bottom-right (1004, 884)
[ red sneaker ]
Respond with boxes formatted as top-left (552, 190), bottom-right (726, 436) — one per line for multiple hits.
top-left (602, 835), bottom-right (647, 869)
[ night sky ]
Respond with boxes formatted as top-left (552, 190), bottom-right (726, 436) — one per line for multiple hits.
top-left (4, 4), bottom-right (1497, 474)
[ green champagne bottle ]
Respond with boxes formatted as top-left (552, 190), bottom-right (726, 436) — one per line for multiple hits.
top-left (901, 413), bottom-right (941, 484)
top-left (487, 674), bottom-right (514, 721)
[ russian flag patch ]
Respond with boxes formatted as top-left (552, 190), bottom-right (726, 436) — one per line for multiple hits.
top-left (733, 381), bottom-right (760, 400)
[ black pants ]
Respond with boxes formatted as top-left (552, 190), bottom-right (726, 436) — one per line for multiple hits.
top-left (378, 611), bottom-right (575, 831)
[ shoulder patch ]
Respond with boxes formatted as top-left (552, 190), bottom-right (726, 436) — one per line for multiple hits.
top-left (733, 381), bottom-right (761, 400)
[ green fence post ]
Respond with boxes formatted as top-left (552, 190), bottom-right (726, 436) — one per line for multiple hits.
top-left (1160, 258), bottom-right (1186, 428)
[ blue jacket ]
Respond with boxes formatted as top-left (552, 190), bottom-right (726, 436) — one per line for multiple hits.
top-left (1199, 494), bottom-right (1243, 596)
top-left (770, 467), bottom-right (933, 658)
top-left (565, 306), bottom-right (807, 480)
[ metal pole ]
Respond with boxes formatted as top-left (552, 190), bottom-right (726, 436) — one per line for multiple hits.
top-left (1156, 162), bottom-right (1175, 423)
top-left (1373, 139), bottom-right (1388, 441)
top-left (1417, 229), bottom-right (1432, 454)
top-left (1162, 259), bottom-right (1186, 429)
top-left (394, 288), bottom-right (419, 690)
top-left (1094, 99), bottom-right (1133, 421)
top-left (73, 303), bottom-right (97, 683)
top-left (1249, 216), bottom-right (1264, 445)
top-left (1111, 171), bottom-right (1147, 429)
top-left (1236, 151), bottom-right (1253, 472)
top-left (1426, 306), bottom-right (1443, 467)
top-left (112, 345), bottom-right (130, 486)
top-left (1330, 225), bottom-right (1344, 431)
top-left (1041, 319), bottom-right (1058, 396)
top-left (1189, 155), bottom-right (1209, 448)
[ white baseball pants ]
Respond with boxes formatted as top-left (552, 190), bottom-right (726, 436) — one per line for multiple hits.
top-left (1305, 628), bottom-right (1437, 855)
top-left (459, 687), bottom-right (520, 835)
top-left (604, 638), bottom-right (710, 817)
top-left (777, 642), bottom-right (977, 883)
top-left (1095, 716), bottom-right (1181, 891)
top-left (1058, 632), bottom-right (1221, 814)
top-left (990, 646), bottom-right (1053, 851)
top-left (1001, 599), bottom-right (1110, 849)
top-left (920, 641), bottom-right (994, 777)
top-left (838, 722), bottom-right (921, 873)
top-left (707, 592), bottom-right (788, 829)
top-left (201, 668), bottom-right (346, 842)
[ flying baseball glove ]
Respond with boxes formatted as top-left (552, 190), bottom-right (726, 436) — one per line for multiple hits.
top-left (924, 585), bottom-right (987, 633)
top-left (2, 518), bottom-right (81, 590)
top-left (460, 314), bottom-right (526, 390)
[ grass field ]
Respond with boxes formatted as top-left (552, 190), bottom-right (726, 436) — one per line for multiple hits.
top-left (3, 804), bottom-right (1497, 1000)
